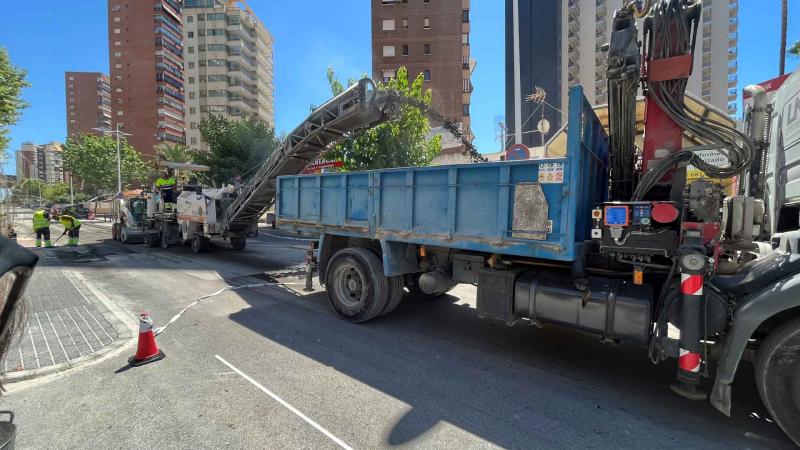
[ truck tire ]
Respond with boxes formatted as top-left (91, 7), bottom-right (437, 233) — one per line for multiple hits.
top-left (144, 232), bottom-right (158, 248)
top-left (191, 235), bottom-right (209, 253)
top-left (405, 273), bottom-right (455, 299)
top-left (230, 236), bottom-right (246, 251)
top-left (160, 231), bottom-right (170, 249)
top-left (325, 247), bottom-right (390, 323)
top-left (755, 316), bottom-right (800, 446)
top-left (381, 276), bottom-right (405, 316)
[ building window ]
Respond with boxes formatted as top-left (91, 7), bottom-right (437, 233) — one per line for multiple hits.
top-left (463, 104), bottom-right (470, 116)
top-left (189, 92), bottom-right (196, 99)
top-left (114, 40), bottom-right (122, 46)
top-left (382, 45), bottom-right (396, 57)
top-left (423, 18), bottom-right (430, 29)
top-left (114, 51), bottom-right (122, 57)
top-left (402, 18), bottom-right (408, 29)
top-left (402, 45), bottom-right (409, 56)
top-left (382, 19), bottom-right (396, 31)
top-left (187, 15), bottom-right (193, 23)
top-left (199, 60), bottom-right (206, 67)
top-left (462, 33), bottom-right (469, 44)
top-left (188, 46), bottom-right (194, 54)
top-left (188, 77), bottom-right (195, 84)
top-left (424, 44), bottom-right (431, 55)
top-left (423, 0), bottom-right (429, 3)
top-left (190, 122), bottom-right (197, 129)
top-left (463, 79), bottom-right (470, 92)
top-left (115, 63), bottom-right (122, 69)
top-left (382, 70), bottom-right (396, 82)
top-left (189, 107), bottom-right (197, 114)
top-left (199, 45), bottom-right (206, 52)
top-left (111, 4), bottom-right (121, 11)
top-left (424, 69), bottom-right (431, 81)
top-left (462, 9), bottom-right (469, 23)
top-left (117, 111), bottom-right (124, 116)
top-left (190, 137), bottom-right (197, 145)
top-left (197, 14), bottom-right (205, 21)
top-left (113, 17), bottom-right (120, 22)
top-left (188, 31), bottom-right (194, 38)
top-left (113, 28), bottom-right (121, 34)
top-left (188, 62), bottom-right (195, 69)
top-left (117, 99), bottom-right (123, 104)
top-left (115, 75), bottom-right (123, 80)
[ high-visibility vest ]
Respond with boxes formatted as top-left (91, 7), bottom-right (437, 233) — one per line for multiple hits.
top-left (32, 210), bottom-right (49, 230)
top-left (59, 215), bottom-right (81, 230)
top-left (156, 177), bottom-right (176, 190)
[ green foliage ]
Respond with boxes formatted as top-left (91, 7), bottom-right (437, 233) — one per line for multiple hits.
top-left (156, 143), bottom-right (194, 163)
top-left (62, 134), bottom-right (149, 195)
top-left (0, 48), bottom-right (29, 154)
top-left (324, 67), bottom-right (440, 171)
top-left (194, 115), bottom-right (280, 187)
top-left (790, 40), bottom-right (800, 56)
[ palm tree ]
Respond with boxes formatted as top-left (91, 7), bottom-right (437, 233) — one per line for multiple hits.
top-left (790, 40), bottom-right (800, 57)
top-left (780, 0), bottom-right (788, 75)
top-left (155, 143), bottom-right (193, 163)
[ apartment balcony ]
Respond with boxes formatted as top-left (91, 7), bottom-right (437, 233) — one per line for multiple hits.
top-left (568, 2), bottom-right (580, 20)
top-left (568, 36), bottom-right (579, 50)
top-left (568, 20), bottom-right (579, 34)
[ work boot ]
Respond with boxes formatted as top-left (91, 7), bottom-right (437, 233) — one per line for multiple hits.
top-left (35, 239), bottom-right (42, 247)
top-left (44, 240), bottom-right (53, 248)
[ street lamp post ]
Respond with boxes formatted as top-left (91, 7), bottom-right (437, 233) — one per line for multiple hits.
top-left (93, 124), bottom-right (131, 195)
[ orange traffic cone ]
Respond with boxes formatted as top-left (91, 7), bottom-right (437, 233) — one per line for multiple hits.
top-left (128, 312), bottom-right (166, 366)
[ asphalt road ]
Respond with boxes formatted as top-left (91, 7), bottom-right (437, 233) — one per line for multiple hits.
top-left (1, 219), bottom-right (795, 449)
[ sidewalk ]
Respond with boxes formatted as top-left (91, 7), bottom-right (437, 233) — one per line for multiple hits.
top-left (0, 265), bottom-right (134, 381)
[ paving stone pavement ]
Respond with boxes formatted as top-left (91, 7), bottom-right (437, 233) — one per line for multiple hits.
top-left (1, 264), bottom-right (132, 378)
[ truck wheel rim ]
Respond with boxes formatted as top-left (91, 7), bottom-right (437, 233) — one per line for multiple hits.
top-left (334, 263), bottom-right (365, 308)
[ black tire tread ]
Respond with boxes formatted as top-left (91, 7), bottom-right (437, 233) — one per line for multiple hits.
top-left (326, 247), bottom-right (389, 323)
top-left (755, 316), bottom-right (800, 446)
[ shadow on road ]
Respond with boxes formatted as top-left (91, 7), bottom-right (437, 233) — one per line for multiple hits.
top-left (225, 282), bottom-right (792, 448)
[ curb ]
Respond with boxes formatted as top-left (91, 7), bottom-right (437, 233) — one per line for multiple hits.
top-left (1, 270), bottom-right (138, 384)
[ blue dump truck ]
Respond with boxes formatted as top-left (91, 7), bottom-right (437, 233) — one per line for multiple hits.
top-left (277, 86), bottom-right (800, 444)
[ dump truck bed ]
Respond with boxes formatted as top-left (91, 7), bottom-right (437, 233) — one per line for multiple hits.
top-left (277, 87), bottom-right (609, 262)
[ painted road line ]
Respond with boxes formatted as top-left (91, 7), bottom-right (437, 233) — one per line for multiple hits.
top-left (214, 355), bottom-right (354, 450)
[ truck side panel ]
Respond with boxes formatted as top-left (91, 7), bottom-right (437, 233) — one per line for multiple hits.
top-left (277, 86), bottom-right (609, 264)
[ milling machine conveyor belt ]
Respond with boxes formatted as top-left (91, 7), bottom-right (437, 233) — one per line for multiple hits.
top-left (221, 78), bottom-right (394, 234)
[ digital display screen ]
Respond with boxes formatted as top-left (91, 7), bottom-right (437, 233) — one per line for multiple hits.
top-left (604, 206), bottom-right (629, 226)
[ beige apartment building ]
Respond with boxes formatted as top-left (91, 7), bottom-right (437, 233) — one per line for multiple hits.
top-left (182, 0), bottom-right (274, 149)
top-left (562, 0), bottom-right (738, 114)
top-left (15, 142), bottom-right (66, 185)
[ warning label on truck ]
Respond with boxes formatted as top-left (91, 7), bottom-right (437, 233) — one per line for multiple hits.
top-left (538, 163), bottom-right (564, 184)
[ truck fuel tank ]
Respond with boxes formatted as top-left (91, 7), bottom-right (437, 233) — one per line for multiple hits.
top-left (477, 269), bottom-right (652, 345)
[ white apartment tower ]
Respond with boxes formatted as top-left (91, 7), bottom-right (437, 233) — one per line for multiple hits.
top-left (182, 0), bottom-right (275, 148)
top-left (561, 0), bottom-right (739, 115)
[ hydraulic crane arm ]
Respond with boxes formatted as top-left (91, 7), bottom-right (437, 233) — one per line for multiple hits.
top-left (222, 78), bottom-right (396, 234)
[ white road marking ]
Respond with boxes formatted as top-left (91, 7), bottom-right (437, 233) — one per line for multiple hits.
top-left (34, 313), bottom-right (56, 365)
top-left (44, 310), bottom-right (69, 361)
top-left (27, 322), bottom-right (40, 369)
top-left (214, 355), bottom-right (354, 450)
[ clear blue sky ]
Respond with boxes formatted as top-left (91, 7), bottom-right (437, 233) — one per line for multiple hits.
top-left (0, 1), bottom-right (797, 174)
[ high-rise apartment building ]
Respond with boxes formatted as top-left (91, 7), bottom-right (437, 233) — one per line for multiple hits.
top-left (65, 72), bottom-right (112, 139)
top-left (372, 0), bottom-right (473, 146)
top-left (562, 0), bottom-right (738, 114)
top-left (15, 142), bottom-right (66, 184)
top-left (183, 0), bottom-right (275, 148)
top-left (506, 0), bottom-right (739, 147)
top-left (107, 0), bottom-right (186, 159)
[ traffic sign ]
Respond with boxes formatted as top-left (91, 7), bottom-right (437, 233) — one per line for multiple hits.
top-left (505, 143), bottom-right (530, 161)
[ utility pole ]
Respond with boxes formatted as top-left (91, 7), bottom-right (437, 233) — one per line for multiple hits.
top-left (93, 124), bottom-right (131, 194)
top-left (780, 0), bottom-right (787, 75)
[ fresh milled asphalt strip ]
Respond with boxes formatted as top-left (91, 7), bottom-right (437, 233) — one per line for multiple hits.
top-left (214, 355), bottom-right (354, 450)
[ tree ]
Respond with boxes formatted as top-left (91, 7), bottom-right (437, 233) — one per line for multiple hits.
top-left (156, 143), bottom-right (194, 163)
top-left (62, 134), bottom-right (149, 195)
top-left (0, 48), bottom-right (29, 154)
top-left (324, 67), bottom-right (441, 171)
top-left (790, 40), bottom-right (800, 57)
top-left (194, 115), bottom-right (280, 187)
